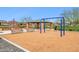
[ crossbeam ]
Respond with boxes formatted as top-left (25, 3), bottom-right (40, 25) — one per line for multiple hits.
top-left (41, 17), bottom-right (64, 20)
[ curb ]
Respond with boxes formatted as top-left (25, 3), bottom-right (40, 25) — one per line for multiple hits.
top-left (0, 36), bottom-right (30, 52)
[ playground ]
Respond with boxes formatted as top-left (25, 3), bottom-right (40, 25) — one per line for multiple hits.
top-left (0, 7), bottom-right (79, 52)
top-left (2, 30), bottom-right (79, 52)
top-left (0, 16), bottom-right (79, 52)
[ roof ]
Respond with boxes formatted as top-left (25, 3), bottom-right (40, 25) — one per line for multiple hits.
top-left (18, 20), bottom-right (53, 23)
top-left (27, 21), bottom-right (53, 23)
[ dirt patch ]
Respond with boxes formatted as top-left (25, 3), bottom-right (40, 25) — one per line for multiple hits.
top-left (2, 30), bottom-right (79, 52)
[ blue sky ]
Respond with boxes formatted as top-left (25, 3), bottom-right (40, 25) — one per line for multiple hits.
top-left (0, 7), bottom-right (73, 21)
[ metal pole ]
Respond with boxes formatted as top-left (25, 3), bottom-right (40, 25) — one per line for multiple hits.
top-left (40, 19), bottom-right (42, 33)
top-left (60, 18), bottom-right (63, 37)
top-left (44, 19), bottom-right (46, 33)
top-left (63, 17), bottom-right (65, 36)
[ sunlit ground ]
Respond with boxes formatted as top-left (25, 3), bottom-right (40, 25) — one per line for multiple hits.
top-left (2, 30), bottom-right (79, 52)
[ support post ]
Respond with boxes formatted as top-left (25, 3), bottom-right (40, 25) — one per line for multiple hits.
top-left (50, 23), bottom-right (53, 29)
top-left (63, 17), bottom-right (65, 36)
top-left (26, 22), bottom-right (29, 31)
top-left (44, 19), bottom-right (46, 33)
top-left (60, 19), bottom-right (63, 37)
top-left (40, 19), bottom-right (42, 33)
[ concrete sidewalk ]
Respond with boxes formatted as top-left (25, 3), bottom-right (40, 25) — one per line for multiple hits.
top-left (0, 38), bottom-right (25, 52)
top-left (0, 30), bottom-right (11, 35)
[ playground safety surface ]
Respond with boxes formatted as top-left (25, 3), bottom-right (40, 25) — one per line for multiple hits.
top-left (2, 30), bottom-right (79, 52)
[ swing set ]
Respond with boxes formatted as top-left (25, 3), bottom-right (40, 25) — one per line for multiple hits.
top-left (40, 17), bottom-right (65, 37)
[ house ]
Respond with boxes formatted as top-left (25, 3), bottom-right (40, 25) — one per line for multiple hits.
top-left (0, 20), bottom-right (10, 31)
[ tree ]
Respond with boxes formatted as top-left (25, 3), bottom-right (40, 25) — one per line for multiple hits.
top-left (24, 16), bottom-right (32, 22)
top-left (72, 8), bottom-right (79, 24)
top-left (19, 16), bottom-right (33, 23)
top-left (61, 8), bottom-right (79, 25)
